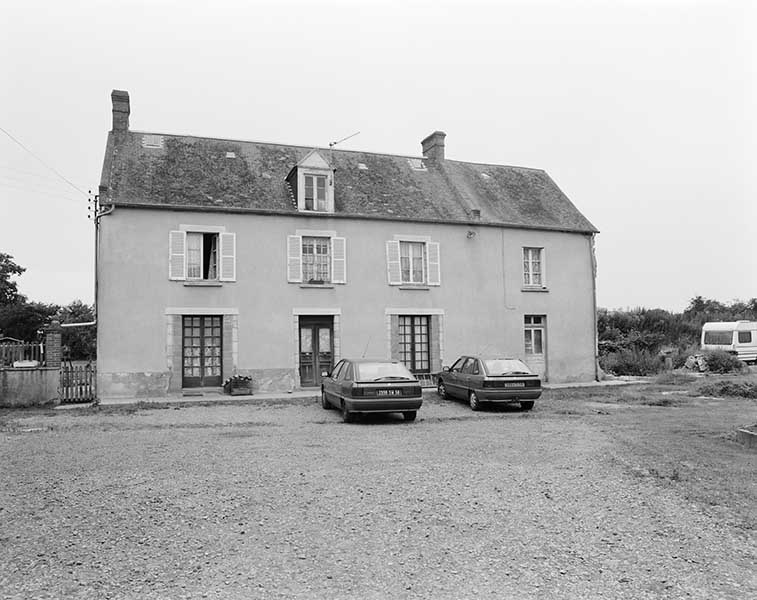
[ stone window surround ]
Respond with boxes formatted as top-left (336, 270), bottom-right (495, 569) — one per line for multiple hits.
top-left (165, 307), bottom-right (239, 392)
top-left (384, 307), bottom-right (444, 371)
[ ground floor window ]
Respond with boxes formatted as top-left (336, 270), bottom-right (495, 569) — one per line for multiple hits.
top-left (182, 315), bottom-right (222, 387)
top-left (524, 315), bottom-right (545, 355)
top-left (399, 315), bottom-right (430, 373)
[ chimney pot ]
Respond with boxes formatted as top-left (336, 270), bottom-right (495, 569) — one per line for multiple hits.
top-left (421, 130), bottom-right (446, 161)
top-left (111, 90), bottom-right (130, 132)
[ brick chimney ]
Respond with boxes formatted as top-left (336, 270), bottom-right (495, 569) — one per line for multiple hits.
top-left (421, 131), bottom-right (446, 161)
top-left (111, 90), bottom-right (130, 132)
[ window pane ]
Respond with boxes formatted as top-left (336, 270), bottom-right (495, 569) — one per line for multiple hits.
top-left (187, 233), bottom-right (202, 279)
top-left (524, 330), bottom-right (533, 354)
top-left (738, 331), bottom-right (752, 343)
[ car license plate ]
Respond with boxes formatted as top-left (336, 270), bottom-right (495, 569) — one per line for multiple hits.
top-left (377, 389), bottom-right (401, 396)
top-left (504, 382), bottom-right (525, 388)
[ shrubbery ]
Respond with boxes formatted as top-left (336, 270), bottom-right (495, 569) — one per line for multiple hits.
top-left (597, 297), bottom-right (756, 377)
top-left (599, 348), bottom-right (663, 376)
top-left (700, 350), bottom-right (748, 374)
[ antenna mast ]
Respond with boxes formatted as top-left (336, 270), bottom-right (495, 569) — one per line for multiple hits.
top-left (329, 131), bottom-right (360, 148)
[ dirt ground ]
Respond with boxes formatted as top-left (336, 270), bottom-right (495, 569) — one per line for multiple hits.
top-left (1, 377), bottom-right (755, 599)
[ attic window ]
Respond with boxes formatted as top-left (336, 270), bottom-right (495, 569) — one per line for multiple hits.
top-left (358, 163), bottom-right (368, 170)
top-left (142, 135), bottom-right (164, 149)
top-left (407, 158), bottom-right (427, 171)
top-left (225, 151), bottom-right (236, 159)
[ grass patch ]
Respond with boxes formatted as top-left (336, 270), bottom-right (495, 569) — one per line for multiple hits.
top-left (696, 380), bottom-right (757, 399)
top-left (655, 371), bottom-right (697, 385)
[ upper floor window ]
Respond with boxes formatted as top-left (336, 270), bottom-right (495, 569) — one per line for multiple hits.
top-left (287, 232), bottom-right (346, 284)
top-left (386, 238), bottom-right (441, 286)
top-left (302, 236), bottom-right (331, 283)
top-left (523, 247), bottom-right (544, 287)
top-left (400, 241), bottom-right (425, 284)
top-left (169, 228), bottom-right (236, 282)
top-left (304, 175), bottom-right (327, 211)
top-left (187, 232), bottom-right (218, 280)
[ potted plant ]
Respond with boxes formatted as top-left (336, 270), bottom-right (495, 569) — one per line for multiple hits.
top-left (223, 374), bottom-right (253, 396)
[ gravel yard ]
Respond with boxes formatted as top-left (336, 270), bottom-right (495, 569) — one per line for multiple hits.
top-left (1, 384), bottom-right (755, 599)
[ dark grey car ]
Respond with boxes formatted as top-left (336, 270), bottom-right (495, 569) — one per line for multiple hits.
top-left (437, 356), bottom-right (541, 411)
top-left (321, 359), bottom-right (423, 423)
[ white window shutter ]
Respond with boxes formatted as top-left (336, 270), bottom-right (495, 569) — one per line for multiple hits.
top-left (168, 230), bottom-right (186, 281)
top-left (427, 241), bottom-right (441, 286)
top-left (287, 235), bottom-right (303, 283)
top-left (219, 232), bottom-right (236, 281)
top-left (386, 240), bottom-right (402, 285)
top-left (331, 237), bottom-right (346, 284)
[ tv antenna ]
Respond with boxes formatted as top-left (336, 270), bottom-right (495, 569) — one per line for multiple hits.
top-left (329, 131), bottom-right (360, 148)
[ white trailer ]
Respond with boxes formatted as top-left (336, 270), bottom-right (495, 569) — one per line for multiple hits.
top-left (701, 321), bottom-right (757, 363)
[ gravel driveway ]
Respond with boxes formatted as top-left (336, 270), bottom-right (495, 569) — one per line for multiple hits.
top-left (1, 388), bottom-right (755, 599)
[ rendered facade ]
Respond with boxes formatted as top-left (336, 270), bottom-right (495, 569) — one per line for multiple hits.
top-left (96, 90), bottom-right (599, 399)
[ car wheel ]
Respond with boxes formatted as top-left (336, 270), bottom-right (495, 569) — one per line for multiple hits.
top-left (321, 390), bottom-right (330, 409)
top-left (437, 380), bottom-right (447, 399)
top-left (520, 400), bottom-right (535, 411)
top-left (341, 403), bottom-right (356, 423)
top-left (403, 411), bottom-right (417, 422)
top-left (469, 391), bottom-right (481, 411)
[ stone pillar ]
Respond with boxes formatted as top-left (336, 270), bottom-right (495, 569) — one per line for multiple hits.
top-left (44, 320), bottom-right (62, 368)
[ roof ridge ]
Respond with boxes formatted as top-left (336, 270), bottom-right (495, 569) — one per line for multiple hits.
top-left (444, 158), bottom-right (546, 173)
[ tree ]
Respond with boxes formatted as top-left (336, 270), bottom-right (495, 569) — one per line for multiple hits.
top-left (58, 300), bottom-right (96, 360)
top-left (0, 301), bottom-right (59, 341)
top-left (0, 253), bottom-right (26, 306)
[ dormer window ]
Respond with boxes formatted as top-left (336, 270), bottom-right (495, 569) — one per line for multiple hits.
top-left (304, 174), bottom-right (327, 211)
top-left (286, 149), bottom-right (335, 213)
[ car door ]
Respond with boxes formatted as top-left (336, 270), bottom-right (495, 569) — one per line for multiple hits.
top-left (339, 362), bottom-right (355, 400)
top-left (468, 358), bottom-right (484, 392)
top-left (445, 357), bottom-right (467, 399)
top-left (459, 358), bottom-right (476, 394)
top-left (324, 359), bottom-right (345, 403)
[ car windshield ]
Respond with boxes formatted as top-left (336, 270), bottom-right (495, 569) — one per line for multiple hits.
top-left (356, 362), bottom-right (415, 381)
top-left (482, 359), bottom-right (532, 375)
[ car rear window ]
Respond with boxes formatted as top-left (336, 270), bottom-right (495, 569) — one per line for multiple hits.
top-left (356, 362), bottom-right (415, 381)
top-left (483, 359), bottom-right (532, 375)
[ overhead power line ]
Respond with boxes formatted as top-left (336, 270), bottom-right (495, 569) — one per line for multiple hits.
top-left (0, 126), bottom-right (88, 197)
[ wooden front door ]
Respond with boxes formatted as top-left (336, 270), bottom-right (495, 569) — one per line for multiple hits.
top-left (299, 317), bottom-right (333, 387)
top-left (182, 316), bottom-right (223, 388)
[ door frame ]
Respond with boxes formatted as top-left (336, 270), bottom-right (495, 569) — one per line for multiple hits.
top-left (293, 308), bottom-right (341, 388)
top-left (298, 315), bottom-right (334, 387)
top-left (181, 315), bottom-right (223, 388)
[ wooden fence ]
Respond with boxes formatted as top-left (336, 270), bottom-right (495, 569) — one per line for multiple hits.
top-left (0, 342), bottom-right (45, 367)
top-left (59, 363), bottom-right (96, 404)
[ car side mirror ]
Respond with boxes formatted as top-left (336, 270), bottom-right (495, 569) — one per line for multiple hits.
top-left (442, 366), bottom-right (450, 372)
top-left (321, 371), bottom-right (330, 378)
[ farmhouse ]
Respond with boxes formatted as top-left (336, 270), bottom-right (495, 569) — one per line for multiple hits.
top-left (96, 90), bottom-right (599, 399)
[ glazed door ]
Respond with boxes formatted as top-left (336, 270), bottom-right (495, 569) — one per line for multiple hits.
top-left (182, 316), bottom-right (223, 388)
top-left (299, 317), bottom-right (333, 387)
top-left (524, 315), bottom-right (547, 380)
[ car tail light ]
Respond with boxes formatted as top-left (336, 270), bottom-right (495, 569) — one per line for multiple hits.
top-left (406, 386), bottom-right (422, 396)
top-left (351, 387), bottom-right (364, 397)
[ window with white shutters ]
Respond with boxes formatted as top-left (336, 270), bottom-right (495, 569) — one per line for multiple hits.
top-left (287, 234), bottom-right (346, 285)
top-left (169, 230), bottom-right (236, 282)
top-left (386, 239), bottom-right (440, 286)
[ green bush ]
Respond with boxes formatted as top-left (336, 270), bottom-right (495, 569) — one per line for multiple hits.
top-left (696, 381), bottom-right (757, 399)
top-left (599, 348), bottom-right (664, 376)
top-left (702, 350), bottom-right (747, 374)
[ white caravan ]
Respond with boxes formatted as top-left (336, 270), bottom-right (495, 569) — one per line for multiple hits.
top-left (700, 321), bottom-right (757, 363)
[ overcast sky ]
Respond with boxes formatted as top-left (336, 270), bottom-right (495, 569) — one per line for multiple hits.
top-left (1, 0), bottom-right (755, 312)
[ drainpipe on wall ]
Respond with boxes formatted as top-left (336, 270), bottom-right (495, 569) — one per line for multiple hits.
top-left (589, 233), bottom-right (599, 381)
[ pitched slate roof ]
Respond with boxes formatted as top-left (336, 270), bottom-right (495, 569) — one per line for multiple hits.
top-left (100, 130), bottom-right (597, 234)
